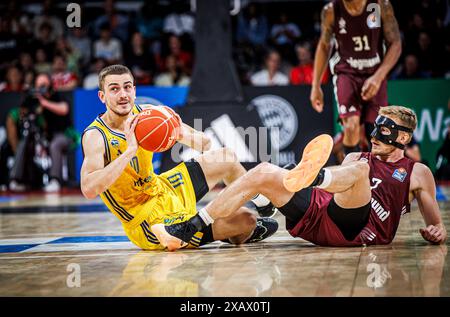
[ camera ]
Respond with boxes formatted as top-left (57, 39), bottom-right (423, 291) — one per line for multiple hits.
top-left (21, 86), bottom-right (50, 112)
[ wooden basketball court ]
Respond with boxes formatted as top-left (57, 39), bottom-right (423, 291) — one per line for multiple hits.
top-left (0, 189), bottom-right (449, 296)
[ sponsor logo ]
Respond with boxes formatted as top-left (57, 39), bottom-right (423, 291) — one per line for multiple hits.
top-left (349, 105), bottom-right (357, 113)
top-left (164, 215), bottom-right (185, 225)
top-left (133, 175), bottom-right (152, 187)
top-left (371, 197), bottom-right (390, 222)
top-left (251, 95), bottom-right (298, 150)
top-left (346, 53), bottom-right (381, 70)
top-left (392, 168), bottom-right (407, 182)
top-left (340, 105), bottom-right (347, 114)
top-left (110, 139), bottom-right (119, 147)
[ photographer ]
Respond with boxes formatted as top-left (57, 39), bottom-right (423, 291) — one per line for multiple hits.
top-left (0, 89), bottom-right (46, 191)
top-left (32, 73), bottom-right (74, 192)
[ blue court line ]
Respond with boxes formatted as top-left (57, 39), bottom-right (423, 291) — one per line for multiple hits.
top-left (0, 196), bottom-right (25, 203)
top-left (436, 186), bottom-right (447, 202)
top-left (0, 204), bottom-right (109, 214)
top-left (0, 244), bottom-right (39, 253)
top-left (48, 236), bottom-right (130, 244)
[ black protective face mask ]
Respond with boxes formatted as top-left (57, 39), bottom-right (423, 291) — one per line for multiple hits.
top-left (370, 115), bottom-right (413, 150)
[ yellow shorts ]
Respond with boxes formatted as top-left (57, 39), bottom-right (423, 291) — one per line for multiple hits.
top-left (124, 162), bottom-right (204, 250)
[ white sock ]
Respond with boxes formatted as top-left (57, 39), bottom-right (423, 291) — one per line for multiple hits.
top-left (198, 208), bottom-right (214, 226)
top-left (251, 193), bottom-right (271, 207)
top-left (317, 168), bottom-right (332, 189)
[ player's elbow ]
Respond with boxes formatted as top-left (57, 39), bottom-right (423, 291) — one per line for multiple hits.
top-left (81, 184), bottom-right (98, 200)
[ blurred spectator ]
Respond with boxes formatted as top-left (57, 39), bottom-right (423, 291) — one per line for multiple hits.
top-left (404, 13), bottom-right (425, 53)
top-left (270, 12), bottom-right (301, 63)
top-left (237, 4), bottom-right (269, 47)
top-left (0, 66), bottom-right (24, 92)
top-left (83, 58), bottom-right (106, 89)
top-left (124, 32), bottom-right (155, 85)
top-left (93, 23), bottom-right (123, 64)
top-left (34, 48), bottom-right (52, 74)
top-left (93, 0), bottom-right (130, 43)
top-left (0, 18), bottom-right (21, 69)
top-left (51, 55), bottom-right (78, 91)
top-left (163, 1), bottom-right (195, 37)
top-left (33, 22), bottom-right (56, 61)
top-left (162, 35), bottom-right (193, 75)
top-left (415, 31), bottom-right (434, 75)
top-left (55, 37), bottom-right (80, 75)
top-left (19, 52), bottom-right (34, 74)
top-left (290, 42), bottom-right (328, 85)
top-left (137, 2), bottom-right (164, 41)
top-left (32, 0), bottom-right (64, 42)
top-left (67, 28), bottom-right (92, 69)
top-left (391, 54), bottom-right (430, 79)
top-left (250, 50), bottom-right (289, 86)
top-left (7, 1), bottom-right (32, 36)
top-left (32, 73), bottom-right (74, 192)
top-left (155, 55), bottom-right (190, 87)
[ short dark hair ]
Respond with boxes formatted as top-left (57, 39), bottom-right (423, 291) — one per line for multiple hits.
top-left (98, 64), bottom-right (134, 91)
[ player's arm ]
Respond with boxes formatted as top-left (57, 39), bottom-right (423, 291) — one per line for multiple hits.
top-left (178, 122), bottom-right (211, 152)
top-left (362, 0), bottom-right (401, 100)
top-left (411, 163), bottom-right (447, 244)
top-left (80, 116), bottom-right (139, 199)
top-left (310, 3), bottom-right (334, 113)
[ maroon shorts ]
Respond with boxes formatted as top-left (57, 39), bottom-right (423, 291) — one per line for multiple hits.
top-left (333, 73), bottom-right (387, 123)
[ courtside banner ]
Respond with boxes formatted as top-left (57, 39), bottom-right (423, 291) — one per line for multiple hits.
top-left (243, 84), bottom-right (336, 167)
top-left (387, 79), bottom-right (450, 171)
top-left (73, 87), bottom-right (188, 180)
top-left (160, 85), bottom-right (335, 172)
top-left (160, 103), bottom-right (269, 172)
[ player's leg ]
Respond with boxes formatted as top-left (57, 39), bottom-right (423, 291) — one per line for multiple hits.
top-left (201, 207), bottom-right (277, 245)
top-left (189, 147), bottom-right (273, 213)
top-left (342, 115), bottom-right (361, 154)
top-left (152, 134), bottom-right (337, 250)
top-left (284, 148), bottom-right (372, 241)
top-left (333, 74), bottom-right (363, 155)
top-left (193, 147), bottom-right (245, 188)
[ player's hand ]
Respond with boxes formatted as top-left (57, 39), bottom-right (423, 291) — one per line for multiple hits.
top-left (310, 86), bottom-right (324, 113)
top-left (361, 74), bottom-right (382, 101)
top-left (420, 225), bottom-right (447, 245)
top-left (125, 114), bottom-right (139, 154)
top-left (163, 105), bottom-right (183, 140)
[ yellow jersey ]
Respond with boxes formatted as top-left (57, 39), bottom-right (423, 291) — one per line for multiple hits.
top-left (82, 104), bottom-right (201, 250)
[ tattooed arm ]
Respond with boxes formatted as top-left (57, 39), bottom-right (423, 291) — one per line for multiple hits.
top-left (310, 3), bottom-right (334, 113)
top-left (362, 0), bottom-right (402, 100)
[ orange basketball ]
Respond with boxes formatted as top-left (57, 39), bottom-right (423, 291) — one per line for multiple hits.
top-left (135, 106), bottom-right (181, 152)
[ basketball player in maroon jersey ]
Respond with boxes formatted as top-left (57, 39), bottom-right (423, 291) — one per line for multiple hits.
top-left (156, 106), bottom-right (446, 250)
top-left (311, 0), bottom-right (402, 155)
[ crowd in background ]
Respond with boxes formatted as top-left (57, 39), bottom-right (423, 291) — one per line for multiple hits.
top-left (0, 0), bottom-right (449, 92)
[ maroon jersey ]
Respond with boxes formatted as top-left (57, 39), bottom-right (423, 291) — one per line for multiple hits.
top-left (330, 0), bottom-right (385, 76)
top-left (288, 153), bottom-right (416, 246)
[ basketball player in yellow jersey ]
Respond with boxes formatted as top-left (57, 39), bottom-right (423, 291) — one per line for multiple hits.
top-left (80, 65), bottom-right (278, 251)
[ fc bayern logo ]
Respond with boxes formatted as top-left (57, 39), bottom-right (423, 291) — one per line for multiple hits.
top-left (250, 95), bottom-right (298, 150)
